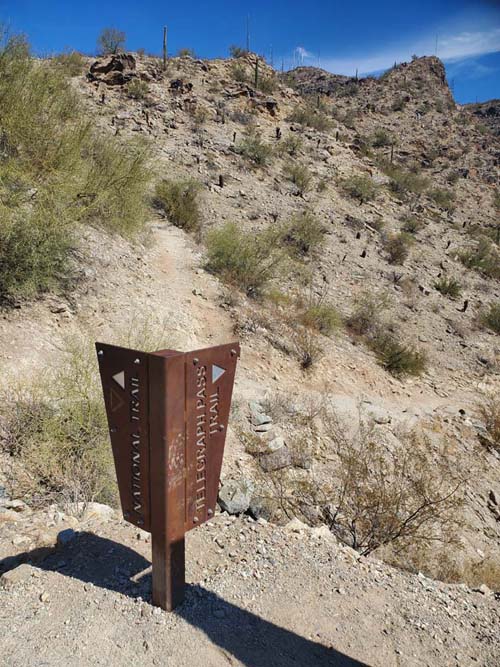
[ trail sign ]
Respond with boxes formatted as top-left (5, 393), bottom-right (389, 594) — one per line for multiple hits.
top-left (96, 341), bottom-right (240, 610)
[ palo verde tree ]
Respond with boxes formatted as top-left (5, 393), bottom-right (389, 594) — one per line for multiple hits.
top-left (97, 27), bottom-right (126, 56)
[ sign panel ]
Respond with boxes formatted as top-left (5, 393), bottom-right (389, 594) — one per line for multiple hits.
top-left (96, 343), bottom-right (151, 531)
top-left (184, 343), bottom-right (240, 531)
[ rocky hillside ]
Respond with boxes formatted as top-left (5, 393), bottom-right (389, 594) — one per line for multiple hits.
top-left (0, 45), bottom-right (499, 665)
top-left (465, 99), bottom-right (500, 137)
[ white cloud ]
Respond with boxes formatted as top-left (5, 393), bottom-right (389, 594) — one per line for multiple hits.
top-left (316, 27), bottom-right (500, 76)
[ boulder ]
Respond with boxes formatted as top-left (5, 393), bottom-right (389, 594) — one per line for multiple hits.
top-left (260, 446), bottom-right (292, 472)
top-left (218, 478), bottom-right (254, 515)
top-left (0, 564), bottom-right (37, 589)
top-left (88, 53), bottom-right (136, 86)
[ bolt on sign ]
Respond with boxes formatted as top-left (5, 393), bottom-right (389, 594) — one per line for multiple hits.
top-left (96, 342), bottom-right (240, 611)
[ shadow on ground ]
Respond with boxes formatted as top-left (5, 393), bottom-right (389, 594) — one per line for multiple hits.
top-left (1, 531), bottom-right (368, 667)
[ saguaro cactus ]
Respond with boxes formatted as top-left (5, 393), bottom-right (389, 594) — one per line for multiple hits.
top-left (163, 26), bottom-right (168, 71)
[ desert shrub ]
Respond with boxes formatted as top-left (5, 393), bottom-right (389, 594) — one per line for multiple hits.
top-left (229, 45), bottom-right (249, 59)
top-left (339, 80), bottom-right (359, 97)
top-left (235, 130), bottom-right (273, 166)
top-left (342, 174), bottom-right (378, 203)
top-left (153, 178), bottom-right (201, 233)
top-left (280, 211), bottom-right (325, 257)
top-left (320, 413), bottom-right (464, 556)
top-left (391, 96), bottom-right (407, 112)
top-left (300, 303), bottom-right (340, 335)
top-left (381, 163), bottom-right (429, 200)
top-left (205, 222), bottom-right (287, 296)
top-left (346, 291), bottom-right (390, 336)
top-left (126, 78), bottom-right (150, 99)
top-left (370, 332), bottom-right (426, 377)
top-left (78, 135), bottom-right (150, 235)
top-left (0, 325), bottom-right (171, 507)
top-left (434, 277), bottom-right (462, 299)
top-left (401, 215), bottom-right (424, 234)
top-left (0, 202), bottom-right (72, 301)
top-left (288, 105), bottom-right (331, 132)
top-left (257, 75), bottom-right (276, 94)
top-left (177, 47), bottom-right (196, 57)
top-left (282, 161), bottom-right (312, 195)
top-left (53, 50), bottom-right (85, 76)
top-left (277, 134), bottom-right (303, 157)
top-left (230, 61), bottom-right (248, 82)
top-left (478, 395), bottom-right (500, 453)
top-left (0, 33), bottom-right (151, 301)
top-left (460, 238), bottom-right (500, 279)
top-left (384, 232), bottom-right (413, 264)
top-left (97, 27), bottom-right (126, 55)
top-left (429, 187), bottom-right (456, 212)
top-left (371, 128), bottom-right (393, 148)
top-left (480, 302), bottom-right (500, 334)
top-left (292, 327), bottom-right (324, 369)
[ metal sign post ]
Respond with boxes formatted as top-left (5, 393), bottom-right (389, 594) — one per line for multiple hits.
top-left (96, 341), bottom-right (240, 611)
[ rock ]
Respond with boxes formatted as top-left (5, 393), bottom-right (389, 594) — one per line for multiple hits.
top-left (266, 436), bottom-right (285, 452)
top-left (252, 413), bottom-right (272, 426)
top-left (0, 509), bottom-right (19, 523)
top-left (341, 545), bottom-right (361, 563)
top-left (489, 489), bottom-right (498, 506)
top-left (311, 525), bottom-right (332, 539)
top-left (476, 584), bottom-right (494, 597)
top-left (5, 499), bottom-right (29, 512)
top-left (362, 404), bottom-right (392, 425)
top-left (248, 495), bottom-right (275, 521)
top-left (260, 446), bottom-right (292, 472)
top-left (68, 502), bottom-right (114, 522)
top-left (254, 423), bottom-right (273, 433)
top-left (39, 592), bottom-right (50, 603)
top-left (89, 53), bottom-right (136, 79)
top-left (57, 529), bottom-right (77, 547)
top-left (0, 564), bottom-right (37, 588)
top-left (284, 518), bottom-right (308, 533)
top-left (218, 478), bottom-right (254, 515)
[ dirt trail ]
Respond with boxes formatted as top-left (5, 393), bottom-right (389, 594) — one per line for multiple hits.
top-left (0, 512), bottom-right (498, 667)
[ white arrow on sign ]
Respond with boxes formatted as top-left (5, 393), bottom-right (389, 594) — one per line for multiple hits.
top-left (112, 371), bottom-right (125, 390)
top-left (212, 364), bottom-right (225, 383)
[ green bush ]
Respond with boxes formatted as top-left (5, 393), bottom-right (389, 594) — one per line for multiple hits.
top-left (300, 303), bottom-right (340, 335)
top-left (230, 61), bottom-right (248, 82)
top-left (153, 178), bottom-right (201, 232)
top-left (434, 277), bottom-right (462, 299)
top-left (283, 161), bottom-right (312, 194)
top-left (0, 32), bottom-right (151, 302)
top-left (177, 47), bottom-right (196, 57)
top-left (280, 211), bottom-right (325, 257)
top-left (126, 78), bottom-right (150, 99)
top-left (346, 292), bottom-right (390, 336)
top-left (0, 325), bottom-right (171, 506)
top-left (288, 105), bottom-right (332, 132)
top-left (371, 128), bottom-right (393, 148)
top-left (460, 239), bottom-right (500, 279)
top-left (235, 130), bottom-right (274, 166)
top-left (429, 187), bottom-right (456, 212)
top-left (205, 222), bottom-right (287, 296)
top-left (370, 333), bottom-right (427, 377)
top-left (342, 174), bottom-right (379, 203)
top-left (384, 233), bottom-right (413, 264)
top-left (277, 134), bottom-right (303, 157)
top-left (382, 163), bottom-right (429, 200)
top-left (229, 45), bottom-right (249, 59)
top-left (401, 215), bottom-right (424, 234)
top-left (53, 50), bottom-right (85, 76)
top-left (481, 303), bottom-right (500, 334)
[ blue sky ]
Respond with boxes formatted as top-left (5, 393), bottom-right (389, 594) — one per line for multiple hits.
top-left (1, 0), bottom-right (499, 103)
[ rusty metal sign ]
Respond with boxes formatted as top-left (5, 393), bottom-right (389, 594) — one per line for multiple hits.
top-left (96, 341), bottom-right (240, 610)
